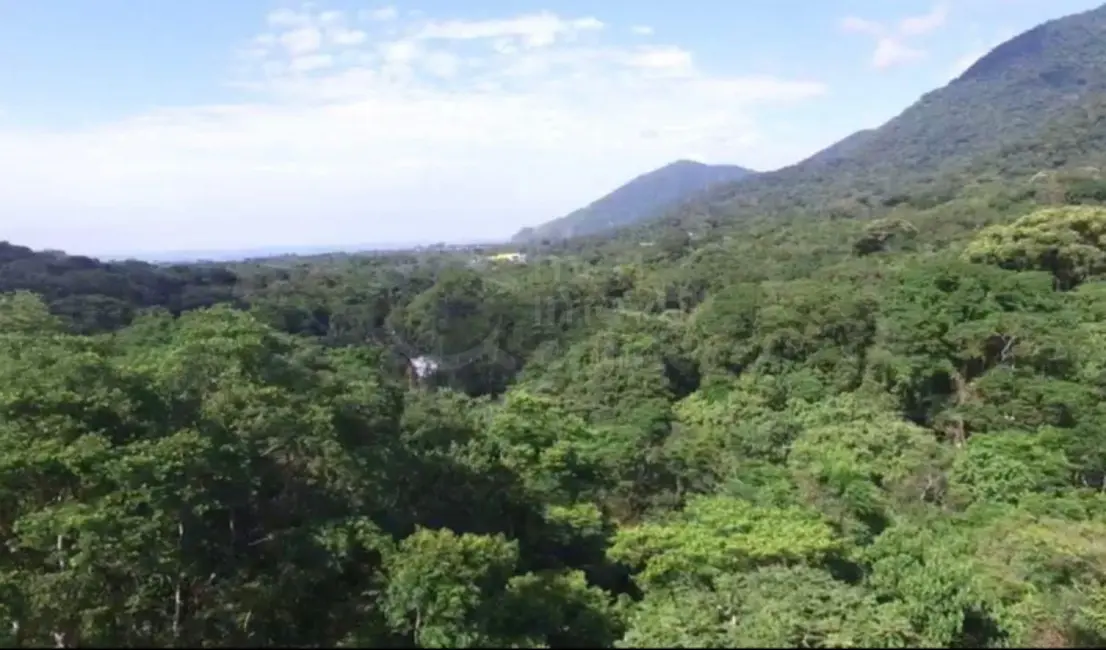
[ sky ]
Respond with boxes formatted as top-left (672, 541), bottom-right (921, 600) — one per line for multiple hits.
top-left (0, 0), bottom-right (1102, 257)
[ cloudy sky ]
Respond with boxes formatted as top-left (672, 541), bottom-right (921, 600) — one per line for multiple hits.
top-left (0, 0), bottom-right (1100, 256)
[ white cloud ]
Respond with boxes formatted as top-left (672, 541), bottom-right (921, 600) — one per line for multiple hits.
top-left (328, 26), bottom-right (367, 46)
top-left (361, 6), bottom-right (398, 22)
top-left (416, 12), bottom-right (604, 48)
top-left (380, 39), bottom-right (419, 65)
top-left (0, 5), bottom-right (827, 255)
top-left (290, 53), bottom-right (334, 72)
top-left (841, 3), bottom-right (949, 69)
top-left (630, 25), bottom-right (654, 36)
top-left (840, 17), bottom-right (883, 37)
top-left (420, 50), bottom-right (461, 78)
top-left (626, 45), bottom-right (694, 72)
top-left (279, 26), bottom-right (323, 55)
top-left (266, 8), bottom-right (312, 28)
top-left (898, 4), bottom-right (949, 37)
top-left (873, 38), bottom-right (925, 69)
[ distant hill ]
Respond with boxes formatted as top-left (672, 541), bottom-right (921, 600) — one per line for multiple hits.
top-left (513, 160), bottom-right (756, 243)
top-left (598, 3), bottom-right (1106, 241)
top-left (0, 241), bottom-right (240, 333)
top-left (109, 241), bottom-right (496, 263)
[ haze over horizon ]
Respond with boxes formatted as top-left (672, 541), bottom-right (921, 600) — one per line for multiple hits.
top-left (101, 238), bottom-right (505, 263)
top-left (1, 0), bottom-right (1100, 257)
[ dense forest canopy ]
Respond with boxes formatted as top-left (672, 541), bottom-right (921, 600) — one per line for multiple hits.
top-left (5, 4), bottom-right (1106, 649)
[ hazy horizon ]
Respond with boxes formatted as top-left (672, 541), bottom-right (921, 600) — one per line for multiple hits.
top-left (98, 237), bottom-right (509, 263)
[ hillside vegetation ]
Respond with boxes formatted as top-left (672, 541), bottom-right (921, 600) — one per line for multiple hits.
top-left (5, 5), bottom-right (1106, 649)
top-left (591, 3), bottom-right (1106, 244)
top-left (513, 160), bottom-right (755, 243)
top-left (0, 241), bottom-right (241, 333)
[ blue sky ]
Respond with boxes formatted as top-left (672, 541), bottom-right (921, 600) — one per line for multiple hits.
top-left (0, 0), bottom-right (1101, 256)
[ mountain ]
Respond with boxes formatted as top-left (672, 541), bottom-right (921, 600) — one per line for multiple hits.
top-left (595, 3), bottom-right (1106, 242)
top-left (801, 129), bottom-right (877, 167)
top-left (512, 160), bottom-right (756, 243)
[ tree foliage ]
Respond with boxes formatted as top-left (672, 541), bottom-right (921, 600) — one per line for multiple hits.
top-left (9, 10), bottom-right (1106, 645)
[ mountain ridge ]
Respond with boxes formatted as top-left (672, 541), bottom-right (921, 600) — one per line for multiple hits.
top-left (709, 3), bottom-right (1106, 213)
top-left (512, 159), bottom-right (756, 243)
top-left (572, 2), bottom-right (1106, 245)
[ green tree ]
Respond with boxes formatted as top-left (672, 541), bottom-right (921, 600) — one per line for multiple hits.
top-left (963, 205), bottom-right (1106, 290)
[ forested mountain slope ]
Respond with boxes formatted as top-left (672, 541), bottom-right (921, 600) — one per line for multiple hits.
top-left (513, 160), bottom-right (755, 243)
top-left (610, 2), bottom-right (1106, 239)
